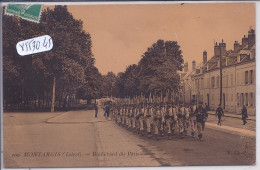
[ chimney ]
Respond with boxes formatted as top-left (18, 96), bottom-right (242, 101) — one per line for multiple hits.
top-left (242, 35), bottom-right (248, 47)
top-left (214, 42), bottom-right (220, 56)
top-left (184, 62), bottom-right (188, 72)
top-left (192, 60), bottom-right (196, 71)
top-left (234, 41), bottom-right (240, 52)
top-left (203, 51), bottom-right (207, 65)
top-left (248, 27), bottom-right (255, 49)
top-left (219, 39), bottom-right (226, 56)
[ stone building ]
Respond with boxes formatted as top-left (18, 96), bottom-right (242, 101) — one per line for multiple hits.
top-left (181, 28), bottom-right (255, 115)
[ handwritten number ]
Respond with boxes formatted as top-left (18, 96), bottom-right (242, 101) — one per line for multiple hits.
top-left (36, 41), bottom-right (40, 50)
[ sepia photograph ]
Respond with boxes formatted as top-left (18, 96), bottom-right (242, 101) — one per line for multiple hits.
top-left (1, 2), bottom-right (256, 168)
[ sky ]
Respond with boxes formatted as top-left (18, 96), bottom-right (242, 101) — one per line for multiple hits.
top-left (55, 3), bottom-right (254, 75)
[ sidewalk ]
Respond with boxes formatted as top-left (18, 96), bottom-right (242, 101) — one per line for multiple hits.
top-left (208, 111), bottom-right (256, 121)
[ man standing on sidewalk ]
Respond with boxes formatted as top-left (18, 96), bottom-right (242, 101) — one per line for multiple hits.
top-left (94, 103), bottom-right (98, 118)
top-left (241, 105), bottom-right (248, 125)
top-left (216, 104), bottom-right (224, 126)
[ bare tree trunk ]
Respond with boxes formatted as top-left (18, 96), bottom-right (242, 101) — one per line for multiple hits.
top-left (51, 77), bottom-right (56, 112)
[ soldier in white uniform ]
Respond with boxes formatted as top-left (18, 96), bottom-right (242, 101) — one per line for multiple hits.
top-left (153, 104), bottom-right (162, 140)
top-left (131, 106), bottom-right (136, 130)
top-left (178, 104), bottom-right (185, 138)
top-left (145, 104), bottom-right (153, 138)
top-left (171, 104), bottom-right (178, 136)
top-left (138, 104), bottom-right (145, 136)
top-left (160, 103), bottom-right (166, 137)
top-left (183, 105), bottom-right (190, 135)
top-left (165, 104), bottom-right (173, 139)
top-left (190, 103), bottom-right (197, 138)
top-left (134, 105), bottom-right (140, 132)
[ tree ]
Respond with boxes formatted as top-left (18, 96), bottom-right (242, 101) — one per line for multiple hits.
top-left (113, 39), bottom-right (184, 100)
top-left (3, 5), bottom-right (102, 111)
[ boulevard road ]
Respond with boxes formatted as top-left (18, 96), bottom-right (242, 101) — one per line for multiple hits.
top-left (3, 108), bottom-right (255, 168)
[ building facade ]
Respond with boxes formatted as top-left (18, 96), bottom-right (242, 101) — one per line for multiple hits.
top-left (181, 28), bottom-right (255, 115)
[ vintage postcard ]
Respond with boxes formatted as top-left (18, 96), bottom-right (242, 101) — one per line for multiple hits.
top-left (1, 2), bottom-right (256, 168)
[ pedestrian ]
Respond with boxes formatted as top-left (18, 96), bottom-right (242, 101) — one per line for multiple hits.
top-left (94, 103), bottom-right (98, 118)
top-left (215, 104), bottom-right (224, 126)
top-left (241, 105), bottom-right (248, 125)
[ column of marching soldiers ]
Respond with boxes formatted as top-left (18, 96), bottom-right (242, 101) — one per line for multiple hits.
top-left (107, 94), bottom-right (208, 141)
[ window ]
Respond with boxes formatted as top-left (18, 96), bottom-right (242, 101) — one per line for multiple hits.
top-left (216, 75), bottom-right (220, 88)
top-left (240, 93), bottom-right (244, 106)
top-left (250, 93), bottom-right (254, 107)
top-left (212, 94), bottom-right (214, 101)
top-left (211, 76), bottom-right (215, 88)
top-left (245, 93), bottom-right (248, 106)
top-left (245, 71), bottom-right (249, 84)
top-left (237, 93), bottom-right (240, 106)
top-left (250, 70), bottom-right (253, 84)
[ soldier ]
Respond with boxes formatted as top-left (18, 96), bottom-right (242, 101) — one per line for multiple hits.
top-left (145, 104), bottom-right (153, 138)
top-left (178, 104), bottom-right (185, 138)
top-left (153, 104), bottom-right (161, 140)
top-left (160, 103), bottom-right (166, 137)
top-left (122, 106), bottom-right (126, 127)
top-left (125, 106), bottom-right (129, 129)
top-left (195, 101), bottom-right (206, 141)
top-left (131, 105), bottom-right (136, 129)
top-left (183, 104), bottom-right (190, 135)
top-left (202, 103), bottom-right (208, 130)
top-left (241, 105), bottom-right (248, 125)
top-left (165, 103), bottom-right (173, 139)
top-left (171, 104), bottom-right (178, 136)
top-left (117, 105), bottom-right (122, 125)
top-left (189, 103), bottom-right (197, 138)
top-left (138, 104), bottom-right (145, 136)
top-left (134, 104), bottom-right (140, 132)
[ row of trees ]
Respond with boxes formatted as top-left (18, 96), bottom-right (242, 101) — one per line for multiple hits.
top-left (3, 5), bottom-right (184, 111)
top-left (105, 39), bottom-right (184, 101)
top-left (3, 6), bottom-right (104, 111)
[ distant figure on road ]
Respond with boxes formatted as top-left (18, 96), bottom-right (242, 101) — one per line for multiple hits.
top-left (94, 103), bottom-right (98, 118)
top-left (216, 104), bottom-right (224, 126)
top-left (241, 105), bottom-right (248, 125)
top-left (104, 101), bottom-right (112, 119)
